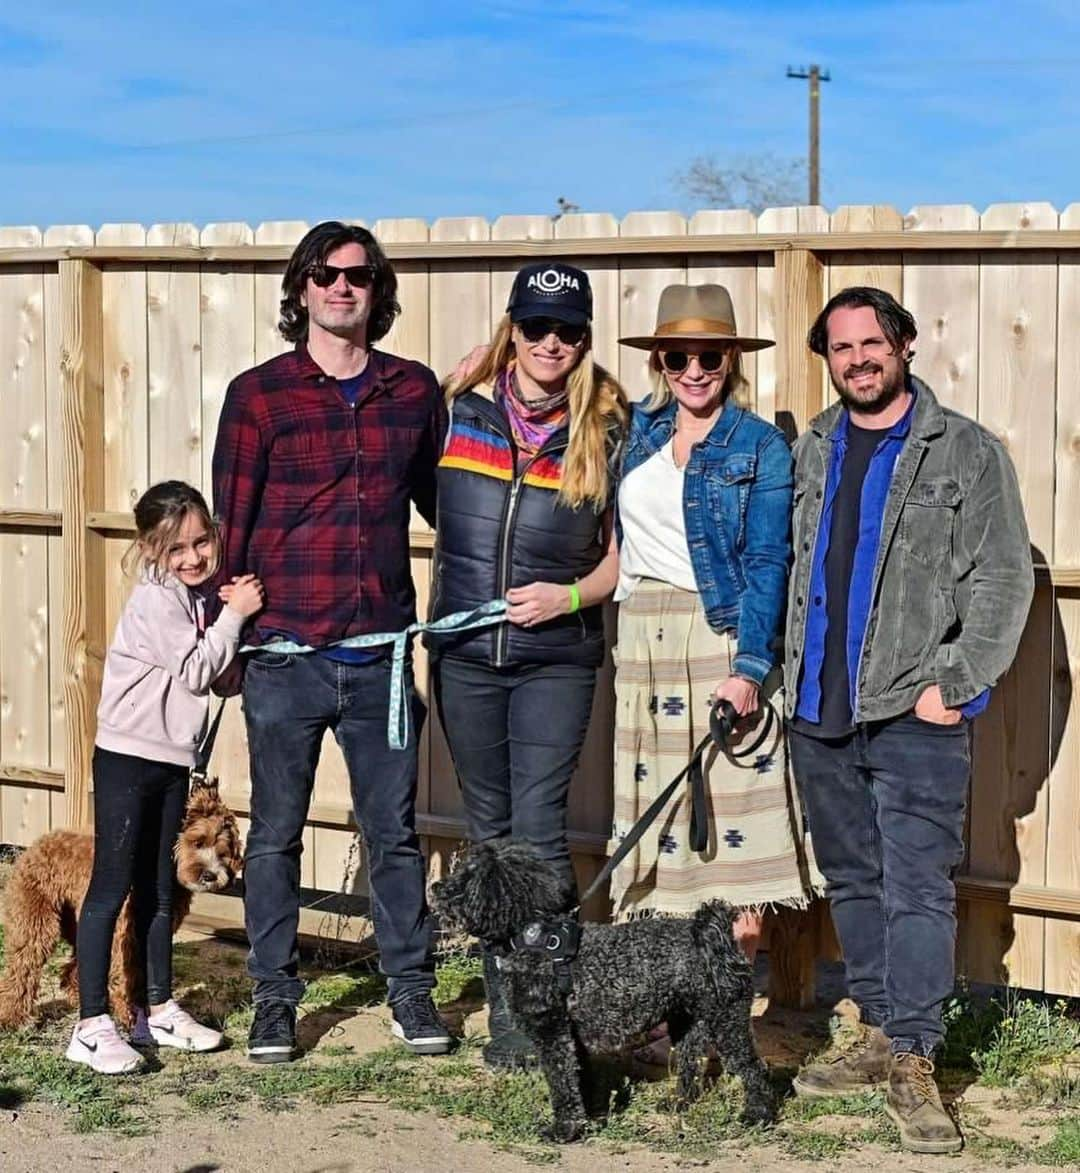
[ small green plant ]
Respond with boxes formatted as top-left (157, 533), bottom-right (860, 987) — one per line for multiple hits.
top-left (433, 950), bottom-right (483, 1007)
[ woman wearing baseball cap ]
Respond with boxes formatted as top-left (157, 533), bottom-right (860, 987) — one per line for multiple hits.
top-left (612, 284), bottom-right (818, 1063)
top-left (428, 262), bottom-right (628, 1070)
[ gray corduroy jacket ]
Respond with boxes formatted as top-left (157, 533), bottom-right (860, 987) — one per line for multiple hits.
top-left (785, 376), bottom-right (1035, 723)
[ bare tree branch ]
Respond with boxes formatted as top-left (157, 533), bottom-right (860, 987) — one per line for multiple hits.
top-left (673, 152), bottom-right (807, 215)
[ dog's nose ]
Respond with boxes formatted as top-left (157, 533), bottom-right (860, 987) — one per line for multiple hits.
top-left (200, 870), bottom-right (218, 885)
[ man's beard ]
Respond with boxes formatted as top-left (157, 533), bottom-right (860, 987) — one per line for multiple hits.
top-left (831, 361), bottom-right (907, 415)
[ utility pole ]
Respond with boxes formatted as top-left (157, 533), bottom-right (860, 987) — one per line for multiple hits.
top-left (786, 65), bottom-right (830, 205)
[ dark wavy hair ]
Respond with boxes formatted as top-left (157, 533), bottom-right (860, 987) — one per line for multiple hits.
top-left (808, 286), bottom-right (918, 365)
top-left (278, 221), bottom-right (400, 344)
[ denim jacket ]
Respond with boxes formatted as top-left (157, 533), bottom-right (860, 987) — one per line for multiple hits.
top-left (619, 398), bottom-right (793, 684)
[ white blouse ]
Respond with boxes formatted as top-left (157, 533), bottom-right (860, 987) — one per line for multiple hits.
top-left (615, 437), bottom-right (697, 601)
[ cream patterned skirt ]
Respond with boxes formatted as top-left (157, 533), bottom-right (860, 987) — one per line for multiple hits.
top-left (608, 579), bottom-right (819, 919)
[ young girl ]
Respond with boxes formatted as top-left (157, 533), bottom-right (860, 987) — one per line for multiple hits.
top-left (67, 480), bottom-right (264, 1074)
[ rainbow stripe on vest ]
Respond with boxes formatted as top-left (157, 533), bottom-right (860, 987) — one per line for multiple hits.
top-left (440, 420), bottom-right (564, 491)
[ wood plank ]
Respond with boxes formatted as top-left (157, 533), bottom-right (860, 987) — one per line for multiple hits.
top-left (253, 221), bottom-right (306, 366)
top-left (553, 212), bottom-right (621, 378)
top-left (957, 874), bottom-right (1080, 920)
top-left (200, 224), bottom-right (255, 494)
top-left (1044, 592), bottom-right (1080, 990)
top-left (428, 217), bottom-right (491, 381)
top-left (903, 206), bottom-right (980, 416)
top-left (98, 225), bottom-right (149, 512)
top-left (0, 763), bottom-right (65, 788)
top-left (618, 212), bottom-right (687, 403)
top-left (967, 589), bottom-right (1053, 988)
top-left (14, 229), bottom-right (1080, 265)
top-left (0, 509), bottom-right (61, 528)
top-left (773, 249), bottom-right (826, 434)
top-left (757, 207), bottom-right (829, 433)
top-left (373, 219), bottom-right (430, 365)
top-left (689, 210), bottom-right (760, 412)
top-left (829, 205), bottom-right (904, 302)
top-left (979, 202), bottom-right (1058, 555)
top-left (146, 224), bottom-right (202, 489)
top-left (59, 259), bottom-right (105, 828)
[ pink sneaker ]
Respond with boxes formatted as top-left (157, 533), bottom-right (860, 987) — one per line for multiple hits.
top-left (66, 1015), bottom-right (143, 1075)
top-left (143, 1000), bottom-right (223, 1052)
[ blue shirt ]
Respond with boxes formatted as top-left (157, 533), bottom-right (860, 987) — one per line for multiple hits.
top-left (795, 390), bottom-right (989, 727)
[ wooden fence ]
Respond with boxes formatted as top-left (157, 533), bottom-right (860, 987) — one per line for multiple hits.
top-left (0, 203), bottom-right (1078, 1000)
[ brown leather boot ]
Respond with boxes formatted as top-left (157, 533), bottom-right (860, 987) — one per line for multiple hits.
top-left (884, 1053), bottom-right (962, 1154)
top-left (792, 1024), bottom-right (891, 1098)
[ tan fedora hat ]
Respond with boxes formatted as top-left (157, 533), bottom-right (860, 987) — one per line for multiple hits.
top-left (619, 283), bottom-right (775, 351)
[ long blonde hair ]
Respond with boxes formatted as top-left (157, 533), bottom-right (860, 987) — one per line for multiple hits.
top-left (641, 344), bottom-right (750, 412)
top-left (445, 315), bottom-right (628, 510)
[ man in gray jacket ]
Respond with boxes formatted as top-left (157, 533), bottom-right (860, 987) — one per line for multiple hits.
top-left (786, 287), bottom-right (1033, 1154)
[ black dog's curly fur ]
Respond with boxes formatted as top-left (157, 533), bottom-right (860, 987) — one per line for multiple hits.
top-left (432, 839), bottom-right (776, 1141)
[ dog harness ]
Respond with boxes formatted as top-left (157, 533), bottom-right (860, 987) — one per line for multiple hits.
top-left (495, 917), bottom-right (582, 995)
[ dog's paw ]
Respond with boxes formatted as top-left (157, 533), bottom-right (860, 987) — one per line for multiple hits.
top-left (540, 1117), bottom-right (587, 1144)
top-left (739, 1096), bottom-right (777, 1128)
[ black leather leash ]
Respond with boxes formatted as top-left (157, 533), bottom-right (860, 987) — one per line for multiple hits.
top-left (190, 699), bottom-right (227, 786)
top-left (573, 695), bottom-right (778, 914)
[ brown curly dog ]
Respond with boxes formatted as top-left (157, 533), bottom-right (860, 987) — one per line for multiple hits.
top-left (0, 778), bottom-right (242, 1029)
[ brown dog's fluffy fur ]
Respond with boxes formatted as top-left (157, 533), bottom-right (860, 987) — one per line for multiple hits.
top-left (0, 779), bottom-right (242, 1028)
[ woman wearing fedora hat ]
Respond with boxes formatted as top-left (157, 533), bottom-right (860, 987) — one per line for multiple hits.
top-left (429, 261), bottom-right (629, 1069)
top-left (611, 285), bottom-right (816, 1021)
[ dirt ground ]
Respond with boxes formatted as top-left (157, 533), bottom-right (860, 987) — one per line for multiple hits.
top-left (1, 930), bottom-right (1073, 1173)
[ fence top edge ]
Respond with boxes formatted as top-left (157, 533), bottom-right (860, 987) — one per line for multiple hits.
top-left (3, 229), bottom-right (1080, 265)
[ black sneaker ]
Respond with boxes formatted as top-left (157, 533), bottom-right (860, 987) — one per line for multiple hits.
top-left (391, 995), bottom-right (454, 1055)
top-left (247, 1000), bottom-right (297, 1064)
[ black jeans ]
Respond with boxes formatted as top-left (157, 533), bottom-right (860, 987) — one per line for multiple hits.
top-left (241, 652), bottom-right (434, 1006)
top-left (789, 714), bottom-right (970, 1056)
top-left (77, 747), bottom-right (189, 1018)
top-left (433, 656), bottom-right (596, 907)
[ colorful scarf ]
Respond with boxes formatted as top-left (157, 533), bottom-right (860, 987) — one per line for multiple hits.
top-left (496, 365), bottom-right (570, 469)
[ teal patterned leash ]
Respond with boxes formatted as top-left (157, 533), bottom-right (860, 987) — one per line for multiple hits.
top-left (240, 599), bottom-right (508, 750)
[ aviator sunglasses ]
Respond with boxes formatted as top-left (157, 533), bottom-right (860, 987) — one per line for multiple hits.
top-left (660, 349), bottom-right (729, 374)
top-left (308, 263), bottom-right (377, 289)
top-left (517, 317), bottom-right (588, 346)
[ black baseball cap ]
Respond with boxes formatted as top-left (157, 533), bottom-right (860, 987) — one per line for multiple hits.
top-left (506, 262), bottom-right (592, 326)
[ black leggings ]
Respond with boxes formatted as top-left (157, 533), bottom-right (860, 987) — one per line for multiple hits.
top-left (77, 747), bottom-right (188, 1018)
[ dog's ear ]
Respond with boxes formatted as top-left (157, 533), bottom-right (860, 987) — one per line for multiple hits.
top-left (190, 774), bottom-right (220, 796)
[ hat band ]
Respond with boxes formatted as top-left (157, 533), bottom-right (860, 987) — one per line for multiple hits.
top-left (653, 317), bottom-right (736, 338)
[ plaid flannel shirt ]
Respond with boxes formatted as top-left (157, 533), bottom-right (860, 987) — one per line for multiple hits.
top-left (211, 343), bottom-right (446, 648)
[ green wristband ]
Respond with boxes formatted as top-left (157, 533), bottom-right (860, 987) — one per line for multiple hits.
top-left (568, 583), bottom-right (581, 614)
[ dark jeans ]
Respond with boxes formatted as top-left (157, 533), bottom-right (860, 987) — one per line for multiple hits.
top-left (77, 747), bottom-right (188, 1017)
top-left (789, 714), bottom-right (970, 1056)
top-left (433, 656), bottom-right (596, 907)
top-left (242, 652), bottom-right (434, 1006)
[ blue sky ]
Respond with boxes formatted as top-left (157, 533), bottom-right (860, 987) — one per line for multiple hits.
top-left (2, 0), bottom-right (1079, 228)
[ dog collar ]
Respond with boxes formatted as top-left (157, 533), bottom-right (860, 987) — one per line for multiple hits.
top-left (505, 916), bottom-right (581, 994)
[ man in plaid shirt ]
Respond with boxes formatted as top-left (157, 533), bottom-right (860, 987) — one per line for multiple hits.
top-left (212, 222), bottom-right (450, 1062)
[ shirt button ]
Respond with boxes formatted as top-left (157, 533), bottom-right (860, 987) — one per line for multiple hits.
top-left (816, 490), bottom-right (823, 498)
top-left (318, 376), bottom-right (326, 384)
top-left (796, 596), bottom-right (804, 607)
top-left (814, 595), bottom-right (822, 606)
top-left (802, 542), bottom-right (810, 551)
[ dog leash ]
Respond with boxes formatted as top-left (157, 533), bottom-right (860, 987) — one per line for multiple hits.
top-left (190, 698), bottom-right (227, 787)
top-left (573, 695), bottom-right (779, 914)
top-left (239, 599), bottom-right (509, 750)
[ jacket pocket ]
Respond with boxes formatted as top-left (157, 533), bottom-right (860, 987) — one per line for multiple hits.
top-left (704, 453), bottom-right (757, 548)
top-left (900, 477), bottom-right (961, 567)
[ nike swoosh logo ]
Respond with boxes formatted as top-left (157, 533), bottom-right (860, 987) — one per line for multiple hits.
top-left (78, 1038), bottom-right (98, 1052)
top-left (154, 1023), bottom-right (175, 1033)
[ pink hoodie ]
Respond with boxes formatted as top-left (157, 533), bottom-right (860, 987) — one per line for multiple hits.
top-left (95, 575), bottom-right (245, 767)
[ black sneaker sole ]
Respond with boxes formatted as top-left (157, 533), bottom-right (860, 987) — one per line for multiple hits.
top-left (391, 1022), bottom-right (454, 1055)
top-left (247, 1045), bottom-right (298, 1064)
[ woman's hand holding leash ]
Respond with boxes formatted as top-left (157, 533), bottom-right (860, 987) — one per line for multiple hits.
top-left (712, 676), bottom-right (759, 718)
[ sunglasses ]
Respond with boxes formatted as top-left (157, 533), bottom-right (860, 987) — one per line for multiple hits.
top-left (660, 349), bottom-right (729, 374)
top-left (517, 318), bottom-right (588, 346)
top-left (308, 264), bottom-right (377, 289)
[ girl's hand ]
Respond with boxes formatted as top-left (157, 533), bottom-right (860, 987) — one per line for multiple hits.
top-left (506, 582), bottom-right (573, 628)
top-left (712, 676), bottom-right (759, 718)
top-left (223, 574), bottom-right (265, 619)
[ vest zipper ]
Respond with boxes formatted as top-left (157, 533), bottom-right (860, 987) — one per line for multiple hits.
top-left (494, 437), bottom-right (570, 668)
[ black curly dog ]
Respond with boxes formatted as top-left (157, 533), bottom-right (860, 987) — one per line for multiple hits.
top-left (431, 839), bottom-right (776, 1141)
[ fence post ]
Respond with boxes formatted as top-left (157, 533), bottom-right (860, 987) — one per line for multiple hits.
top-left (774, 248), bottom-right (826, 435)
top-left (60, 258), bottom-right (105, 827)
top-left (768, 246), bottom-right (827, 1009)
